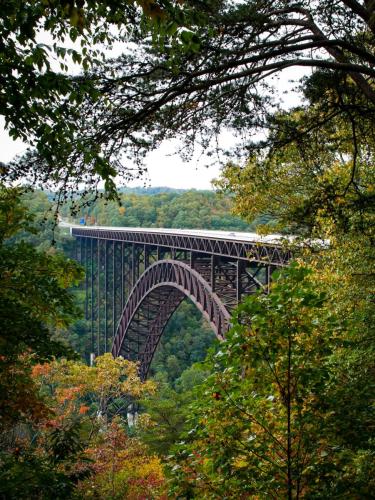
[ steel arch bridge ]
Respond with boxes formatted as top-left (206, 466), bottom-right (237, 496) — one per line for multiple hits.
top-left (72, 226), bottom-right (291, 379)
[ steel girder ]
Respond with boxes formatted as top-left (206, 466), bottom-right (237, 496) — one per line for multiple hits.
top-left (121, 287), bottom-right (185, 380)
top-left (112, 259), bottom-right (231, 378)
top-left (74, 229), bottom-right (289, 371)
top-left (72, 228), bottom-right (291, 265)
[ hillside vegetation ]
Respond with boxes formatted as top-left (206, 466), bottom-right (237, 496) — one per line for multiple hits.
top-left (61, 188), bottom-right (261, 231)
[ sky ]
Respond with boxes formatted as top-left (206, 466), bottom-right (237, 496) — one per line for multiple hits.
top-left (0, 122), bottom-right (222, 190)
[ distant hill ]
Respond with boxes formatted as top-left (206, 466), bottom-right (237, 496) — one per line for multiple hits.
top-left (63, 189), bottom-right (257, 232)
top-left (117, 186), bottom-right (191, 196)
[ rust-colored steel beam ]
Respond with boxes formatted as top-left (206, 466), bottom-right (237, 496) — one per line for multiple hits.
top-left (112, 259), bottom-right (231, 378)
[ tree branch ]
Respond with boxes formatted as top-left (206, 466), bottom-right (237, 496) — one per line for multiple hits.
top-left (340, 0), bottom-right (375, 34)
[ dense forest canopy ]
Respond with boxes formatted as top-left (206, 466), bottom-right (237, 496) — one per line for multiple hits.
top-left (61, 187), bottom-right (263, 230)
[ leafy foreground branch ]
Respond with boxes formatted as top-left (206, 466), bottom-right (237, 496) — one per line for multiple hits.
top-left (0, 0), bottom-right (189, 200)
top-left (168, 263), bottom-right (375, 499)
top-left (45, 0), bottom-right (375, 194)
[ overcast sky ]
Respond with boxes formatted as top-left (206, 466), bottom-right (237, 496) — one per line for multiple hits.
top-left (1, 27), bottom-right (305, 191)
top-left (0, 122), bottom-right (223, 190)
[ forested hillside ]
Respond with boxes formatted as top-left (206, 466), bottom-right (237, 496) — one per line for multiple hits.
top-left (61, 188), bottom-right (261, 230)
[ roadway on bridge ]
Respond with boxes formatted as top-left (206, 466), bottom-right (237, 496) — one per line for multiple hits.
top-left (60, 219), bottom-right (295, 246)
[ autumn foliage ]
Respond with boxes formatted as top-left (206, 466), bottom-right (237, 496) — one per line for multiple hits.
top-left (1, 353), bottom-right (166, 499)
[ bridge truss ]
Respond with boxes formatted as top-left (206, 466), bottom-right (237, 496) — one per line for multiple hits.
top-left (72, 227), bottom-right (291, 379)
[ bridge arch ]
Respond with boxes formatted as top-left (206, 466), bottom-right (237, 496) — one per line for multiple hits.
top-left (112, 259), bottom-right (231, 380)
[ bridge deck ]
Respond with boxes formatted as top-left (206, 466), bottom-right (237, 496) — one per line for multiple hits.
top-left (70, 225), bottom-right (292, 265)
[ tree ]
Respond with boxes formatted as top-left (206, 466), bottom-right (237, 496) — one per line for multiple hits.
top-left (30, 354), bottom-right (163, 499)
top-left (215, 79), bottom-right (375, 236)
top-left (0, 417), bottom-right (92, 500)
top-left (168, 263), bottom-right (375, 498)
top-left (78, 418), bottom-right (166, 499)
top-left (0, 185), bottom-right (82, 430)
top-left (0, 186), bottom-right (82, 361)
top-left (0, 0), bottom-right (190, 200)
top-left (136, 364), bottom-right (211, 455)
top-left (136, 383), bottom-right (190, 455)
top-left (34, 352), bottom-right (156, 424)
top-left (0, 354), bottom-right (162, 499)
top-left (31, 0), bottom-right (370, 187)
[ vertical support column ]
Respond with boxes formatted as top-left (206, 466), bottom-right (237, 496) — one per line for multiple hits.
top-left (97, 238), bottom-right (101, 356)
top-left (236, 260), bottom-right (243, 303)
top-left (104, 240), bottom-right (108, 353)
top-left (113, 241), bottom-right (124, 338)
top-left (112, 240), bottom-right (116, 341)
top-left (144, 244), bottom-right (149, 269)
top-left (90, 238), bottom-right (94, 354)
top-left (211, 254), bottom-right (216, 292)
top-left (106, 239), bottom-right (114, 349)
top-left (122, 243), bottom-right (133, 308)
top-left (121, 242), bottom-right (125, 312)
top-left (131, 243), bottom-right (136, 288)
top-left (79, 237), bottom-right (84, 264)
top-left (190, 251), bottom-right (194, 269)
top-left (85, 237), bottom-right (89, 320)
